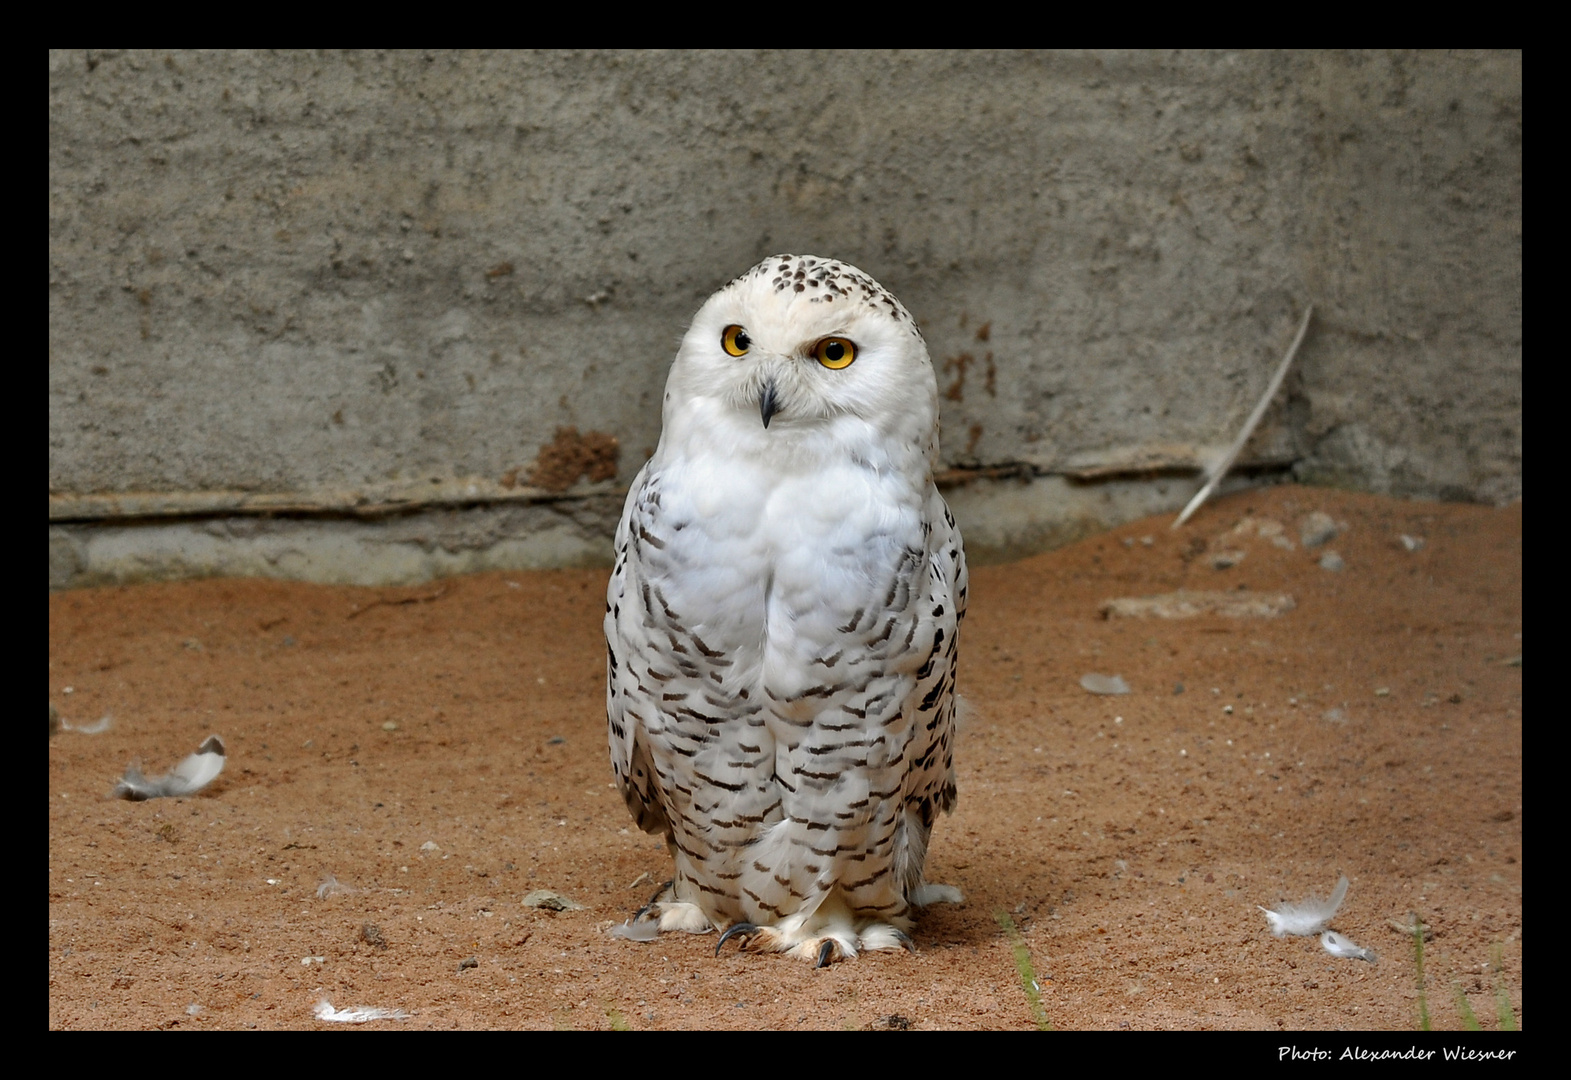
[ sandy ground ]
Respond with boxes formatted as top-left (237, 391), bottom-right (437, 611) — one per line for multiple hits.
top-left (47, 485), bottom-right (1522, 1030)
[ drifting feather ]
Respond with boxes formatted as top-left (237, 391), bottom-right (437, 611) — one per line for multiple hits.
top-left (1320, 930), bottom-right (1378, 963)
top-left (316, 875), bottom-right (355, 899)
top-left (111, 735), bottom-right (226, 801)
top-left (1173, 306), bottom-right (1313, 529)
top-left (1258, 874), bottom-right (1349, 937)
top-left (610, 919), bottom-right (661, 942)
top-left (313, 999), bottom-right (410, 1023)
top-left (60, 712), bottom-right (114, 734)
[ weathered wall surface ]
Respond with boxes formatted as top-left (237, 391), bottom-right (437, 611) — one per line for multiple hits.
top-left (48, 50), bottom-right (1521, 586)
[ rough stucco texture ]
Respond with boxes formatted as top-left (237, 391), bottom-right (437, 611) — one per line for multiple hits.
top-left (49, 50), bottom-right (1521, 506)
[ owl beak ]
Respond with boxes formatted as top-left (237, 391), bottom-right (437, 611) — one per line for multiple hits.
top-left (758, 379), bottom-right (780, 429)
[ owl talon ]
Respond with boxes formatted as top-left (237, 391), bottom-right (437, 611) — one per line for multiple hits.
top-left (640, 879), bottom-right (675, 913)
top-left (892, 929), bottom-right (917, 954)
top-left (715, 922), bottom-right (759, 955)
top-left (630, 879), bottom-right (678, 922)
top-left (815, 940), bottom-right (837, 968)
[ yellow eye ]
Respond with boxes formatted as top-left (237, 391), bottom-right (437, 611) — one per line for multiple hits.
top-left (814, 337), bottom-right (856, 370)
top-left (721, 325), bottom-right (751, 357)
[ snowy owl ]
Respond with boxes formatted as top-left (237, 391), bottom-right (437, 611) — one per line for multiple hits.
top-left (605, 254), bottom-right (965, 965)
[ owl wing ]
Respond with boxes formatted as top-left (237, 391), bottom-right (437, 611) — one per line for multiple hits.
top-left (902, 489), bottom-right (966, 829)
top-left (605, 462), bottom-right (671, 837)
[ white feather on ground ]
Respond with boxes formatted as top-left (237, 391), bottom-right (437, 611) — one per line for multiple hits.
top-left (60, 713), bottom-right (114, 734)
top-left (313, 999), bottom-right (410, 1023)
top-left (1320, 930), bottom-right (1378, 963)
top-left (111, 735), bottom-right (225, 801)
top-left (610, 919), bottom-right (661, 942)
top-left (1258, 875), bottom-right (1349, 937)
top-left (316, 875), bottom-right (355, 899)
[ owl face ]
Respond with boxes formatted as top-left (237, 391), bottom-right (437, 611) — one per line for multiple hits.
top-left (663, 255), bottom-right (937, 451)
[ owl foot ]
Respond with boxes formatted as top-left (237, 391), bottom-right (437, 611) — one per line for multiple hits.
top-left (612, 881), bottom-right (717, 941)
top-left (637, 900), bottom-right (713, 934)
top-left (715, 922), bottom-right (851, 966)
top-left (611, 882), bottom-right (711, 938)
top-left (714, 918), bottom-right (917, 965)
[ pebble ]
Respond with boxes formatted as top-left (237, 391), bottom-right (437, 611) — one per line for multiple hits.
top-left (521, 889), bottom-right (586, 911)
top-left (1300, 511), bottom-right (1339, 548)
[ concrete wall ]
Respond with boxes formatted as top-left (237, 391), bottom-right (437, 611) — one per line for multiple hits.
top-left (48, 50), bottom-right (1521, 587)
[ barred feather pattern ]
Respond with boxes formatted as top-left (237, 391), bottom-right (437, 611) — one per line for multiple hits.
top-left (605, 255), bottom-right (965, 960)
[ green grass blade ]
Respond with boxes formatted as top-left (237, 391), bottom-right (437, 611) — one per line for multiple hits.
top-left (1494, 988), bottom-right (1516, 1031)
top-left (994, 909), bottom-right (1052, 1031)
top-left (1453, 985), bottom-right (1481, 1031)
top-left (605, 1001), bottom-right (630, 1031)
top-left (1411, 913), bottom-right (1430, 1032)
top-left (1491, 944), bottom-right (1517, 1031)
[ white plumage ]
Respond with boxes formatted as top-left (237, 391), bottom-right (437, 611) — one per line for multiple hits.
top-left (605, 254), bottom-right (965, 964)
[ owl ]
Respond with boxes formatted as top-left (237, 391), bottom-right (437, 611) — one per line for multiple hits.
top-left (605, 254), bottom-right (965, 965)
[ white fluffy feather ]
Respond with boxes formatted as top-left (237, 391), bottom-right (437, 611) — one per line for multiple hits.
top-left (1320, 930), bottom-right (1378, 963)
top-left (1258, 874), bottom-right (1349, 937)
top-left (313, 999), bottom-right (410, 1023)
top-left (111, 735), bottom-right (225, 801)
top-left (609, 919), bottom-right (662, 942)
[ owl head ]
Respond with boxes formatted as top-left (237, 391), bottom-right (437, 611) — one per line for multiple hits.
top-left (660, 255), bottom-right (939, 463)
